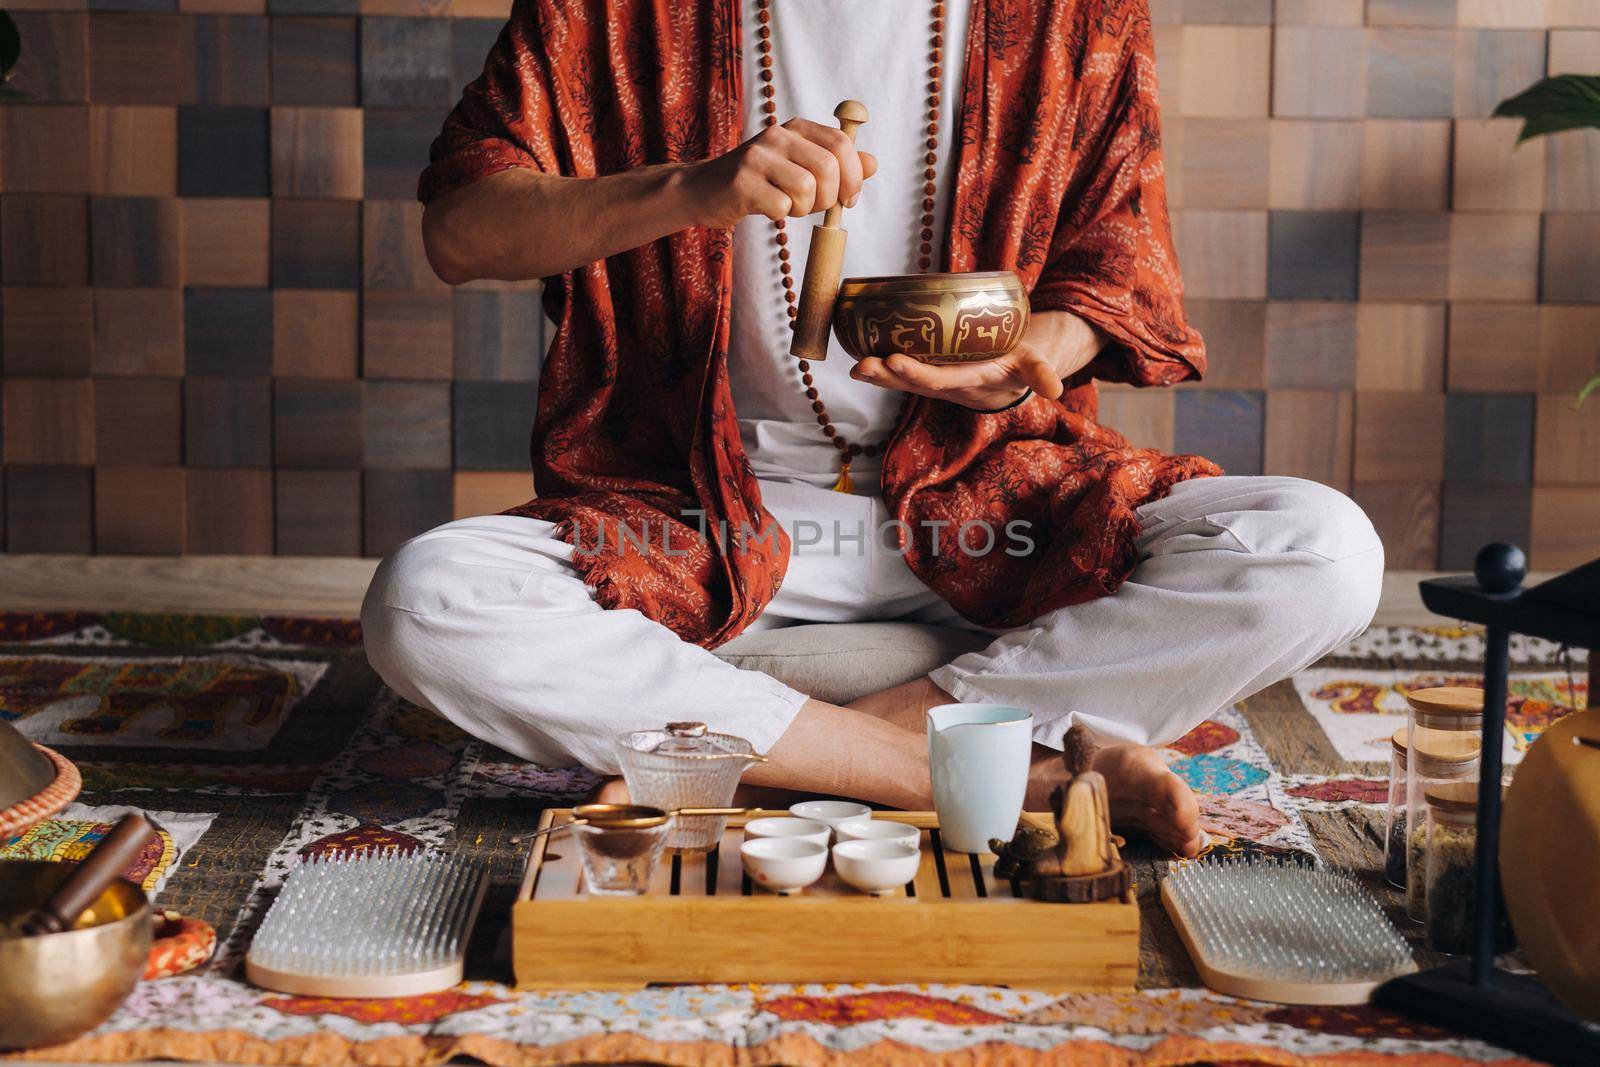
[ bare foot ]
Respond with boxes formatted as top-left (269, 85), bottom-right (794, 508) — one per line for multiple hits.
top-left (585, 776), bottom-right (631, 805)
top-left (1091, 743), bottom-right (1202, 858)
top-left (1028, 741), bottom-right (1202, 858)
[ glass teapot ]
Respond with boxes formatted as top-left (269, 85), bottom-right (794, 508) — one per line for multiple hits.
top-left (615, 722), bottom-right (766, 850)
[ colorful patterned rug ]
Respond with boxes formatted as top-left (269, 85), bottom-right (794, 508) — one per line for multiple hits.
top-left (0, 612), bottom-right (1586, 1066)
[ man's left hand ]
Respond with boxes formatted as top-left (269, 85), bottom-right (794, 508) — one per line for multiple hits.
top-left (848, 310), bottom-right (1108, 411)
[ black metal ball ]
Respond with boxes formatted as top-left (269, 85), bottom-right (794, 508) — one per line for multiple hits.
top-left (1474, 542), bottom-right (1526, 593)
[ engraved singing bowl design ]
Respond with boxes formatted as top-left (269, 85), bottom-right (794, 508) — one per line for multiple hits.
top-left (832, 271), bottom-right (1030, 365)
top-left (0, 861), bottom-right (152, 1050)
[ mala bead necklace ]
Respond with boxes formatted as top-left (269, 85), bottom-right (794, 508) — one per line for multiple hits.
top-left (753, 0), bottom-right (945, 493)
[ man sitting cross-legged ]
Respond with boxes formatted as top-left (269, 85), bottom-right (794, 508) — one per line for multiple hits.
top-left (362, 0), bottom-right (1383, 857)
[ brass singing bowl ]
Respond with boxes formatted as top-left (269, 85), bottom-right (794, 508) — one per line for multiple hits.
top-left (832, 270), bottom-right (1030, 365)
top-left (0, 861), bottom-right (152, 1050)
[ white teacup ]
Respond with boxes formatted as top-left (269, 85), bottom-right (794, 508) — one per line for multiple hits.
top-left (832, 839), bottom-right (920, 896)
top-left (744, 816), bottom-right (831, 849)
top-left (741, 837), bottom-right (828, 895)
top-left (927, 704), bottom-right (1033, 854)
top-left (835, 819), bottom-right (920, 847)
top-left (788, 800), bottom-right (871, 836)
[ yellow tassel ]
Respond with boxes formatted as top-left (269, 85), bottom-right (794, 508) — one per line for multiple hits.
top-left (831, 459), bottom-right (855, 494)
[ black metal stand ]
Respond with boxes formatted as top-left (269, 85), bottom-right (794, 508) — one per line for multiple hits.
top-left (1377, 963), bottom-right (1600, 1066)
top-left (1372, 547), bottom-right (1600, 1066)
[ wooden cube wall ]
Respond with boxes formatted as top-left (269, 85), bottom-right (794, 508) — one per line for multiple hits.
top-left (2, 4), bottom-right (1598, 571)
top-left (1140, 3), bottom-right (1600, 572)
top-left (0, 5), bottom-right (541, 555)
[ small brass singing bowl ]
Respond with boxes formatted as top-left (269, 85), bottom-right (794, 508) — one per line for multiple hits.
top-left (0, 860), bottom-right (152, 1050)
top-left (832, 270), bottom-right (1030, 365)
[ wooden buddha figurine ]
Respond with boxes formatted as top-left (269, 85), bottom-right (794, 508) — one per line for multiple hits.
top-left (993, 725), bottom-right (1135, 903)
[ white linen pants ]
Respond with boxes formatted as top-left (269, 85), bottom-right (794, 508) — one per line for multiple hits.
top-left (362, 475), bottom-right (1383, 773)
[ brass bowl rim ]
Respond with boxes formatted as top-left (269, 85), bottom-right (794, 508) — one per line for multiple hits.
top-left (0, 858), bottom-right (152, 936)
top-left (837, 270), bottom-right (1024, 295)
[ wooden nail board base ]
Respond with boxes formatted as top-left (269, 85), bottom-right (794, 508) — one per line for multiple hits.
top-left (512, 810), bottom-right (1140, 992)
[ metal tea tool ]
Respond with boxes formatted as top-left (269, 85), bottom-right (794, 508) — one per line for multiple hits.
top-left (520, 803), bottom-right (752, 846)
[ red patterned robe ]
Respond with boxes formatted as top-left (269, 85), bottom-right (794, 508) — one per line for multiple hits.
top-left (420, 0), bottom-right (1221, 648)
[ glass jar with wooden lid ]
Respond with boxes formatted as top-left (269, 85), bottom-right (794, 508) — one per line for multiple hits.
top-left (1404, 727), bottom-right (1480, 920)
top-left (1404, 685), bottom-right (1485, 740)
top-left (1383, 727), bottom-right (1410, 888)
top-left (1424, 780), bottom-right (1516, 956)
top-left (1402, 686), bottom-right (1484, 918)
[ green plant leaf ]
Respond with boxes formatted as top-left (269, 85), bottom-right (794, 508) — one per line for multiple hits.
top-left (0, 12), bottom-right (20, 82)
top-left (1493, 74), bottom-right (1600, 143)
top-left (1577, 373), bottom-right (1600, 410)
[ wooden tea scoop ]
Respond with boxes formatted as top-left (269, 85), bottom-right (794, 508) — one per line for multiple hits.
top-left (520, 804), bottom-right (750, 844)
top-left (789, 99), bottom-right (869, 363)
top-left (16, 813), bottom-right (156, 936)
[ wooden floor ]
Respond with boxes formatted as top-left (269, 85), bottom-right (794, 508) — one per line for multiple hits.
top-left (0, 554), bottom-right (1485, 626)
top-left (0, 555), bottom-right (378, 617)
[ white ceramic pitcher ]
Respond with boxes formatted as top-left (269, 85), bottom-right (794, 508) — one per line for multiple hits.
top-left (926, 704), bottom-right (1033, 854)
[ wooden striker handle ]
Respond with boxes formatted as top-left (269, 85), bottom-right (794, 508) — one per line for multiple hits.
top-left (19, 814), bottom-right (156, 935)
top-left (821, 100), bottom-right (868, 229)
top-left (790, 100), bottom-right (869, 362)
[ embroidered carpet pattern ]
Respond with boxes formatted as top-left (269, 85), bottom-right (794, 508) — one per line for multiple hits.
top-left (0, 612), bottom-right (1584, 1066)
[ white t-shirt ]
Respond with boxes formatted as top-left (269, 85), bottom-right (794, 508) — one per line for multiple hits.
top-left (728, 0), bottom-right (970, 493)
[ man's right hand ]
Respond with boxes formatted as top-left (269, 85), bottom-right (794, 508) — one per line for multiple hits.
top-left (423, 117), bottom-right (877, 284)
top-left (683, 118), bottom-right (878, 230)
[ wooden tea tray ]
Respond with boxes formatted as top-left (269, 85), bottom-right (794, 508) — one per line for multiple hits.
top-left (512, 809), bottom-right (1139, 991)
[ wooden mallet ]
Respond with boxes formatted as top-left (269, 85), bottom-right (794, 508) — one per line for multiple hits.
top-left (789, 99), bottom-right (869, 363)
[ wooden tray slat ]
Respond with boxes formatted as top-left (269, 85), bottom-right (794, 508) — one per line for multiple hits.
top-left (937, 831), bottom-right (981, 900)
top-left (713, 830), bottom-right (746, 898)
top-left (679, 848), bottom-right (710, 898)
top-left (911, 831), bottom-right (943, 900)
top-left (971, 852), bottom-right (1002, 898)
top-left (517, 809), bottom-right (556, 902)
top-left (537, 844), bottom-right (588, 902)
